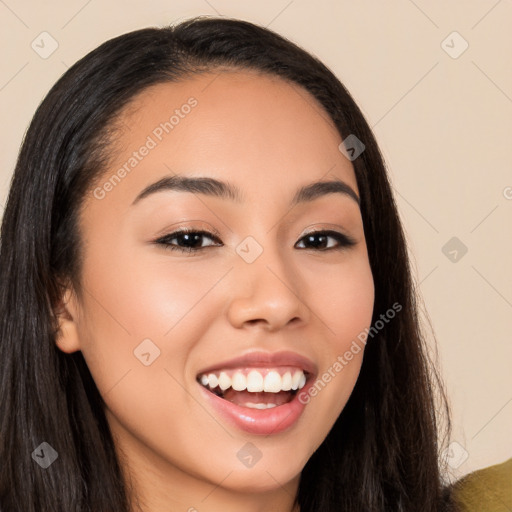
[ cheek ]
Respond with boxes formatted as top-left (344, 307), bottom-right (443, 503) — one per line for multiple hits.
top-left (298, 253), bottom-right (374, 426)
top-left (75, 251), bottom-right (228, 411)
top-left (78, 246), bottom-right (228, 356)
top-left (305, 253), bottom-right (375, 346)
top-left (73, 256), bottom-right (196, 406)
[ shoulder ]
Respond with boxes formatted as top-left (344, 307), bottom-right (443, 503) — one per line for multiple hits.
top-left (451, 457), bottom-right (512, 512)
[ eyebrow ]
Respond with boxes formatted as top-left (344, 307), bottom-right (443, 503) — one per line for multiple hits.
top-left (131, 175), bottom-right (360, 207)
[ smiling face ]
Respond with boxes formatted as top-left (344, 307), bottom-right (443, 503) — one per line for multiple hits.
top-left (56, 69), bottom-right (375, 510)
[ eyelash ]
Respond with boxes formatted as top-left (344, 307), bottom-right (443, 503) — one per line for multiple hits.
top-left (153, 228), bottom-right (356, 253)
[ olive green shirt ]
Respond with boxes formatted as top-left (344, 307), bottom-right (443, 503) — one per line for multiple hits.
top-left (451, 458), bottom-right (512, 511)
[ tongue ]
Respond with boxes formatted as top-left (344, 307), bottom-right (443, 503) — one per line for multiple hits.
top-left (223, 389), bottom-right (293, 406)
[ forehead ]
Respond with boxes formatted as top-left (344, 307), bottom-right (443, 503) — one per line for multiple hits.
top-left (90, 69), bottom-right (358, 211)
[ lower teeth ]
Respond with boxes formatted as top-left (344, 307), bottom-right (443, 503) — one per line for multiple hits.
top-left (243, 402), bottom-right (277, 409)
top-left (203, 384), bottom-right (295, 408)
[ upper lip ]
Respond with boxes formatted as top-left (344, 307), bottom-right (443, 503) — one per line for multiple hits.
top-left (196, 350), bottom-right (318, 377)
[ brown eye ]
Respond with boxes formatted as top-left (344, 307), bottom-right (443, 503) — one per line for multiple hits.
top-left (295, 230), bottom-right (356, 251)
top-left (154, 229), bottom-right (223, 253)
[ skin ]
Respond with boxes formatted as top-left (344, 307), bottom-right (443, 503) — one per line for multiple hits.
top-left (56, 70), bottom-right (375, 512)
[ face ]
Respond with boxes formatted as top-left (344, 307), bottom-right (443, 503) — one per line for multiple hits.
top-left (57, 70), bottom-right (375, 509)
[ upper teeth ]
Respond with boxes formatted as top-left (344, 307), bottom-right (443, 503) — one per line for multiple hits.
top-left (199, 369), bottom-right (307, 393)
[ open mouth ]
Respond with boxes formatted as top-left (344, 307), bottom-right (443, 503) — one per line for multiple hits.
top-left (197, 367), bottom-right (309, 409)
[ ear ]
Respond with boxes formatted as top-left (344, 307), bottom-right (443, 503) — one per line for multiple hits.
top-left (54, 286), bottom-right (82, 354)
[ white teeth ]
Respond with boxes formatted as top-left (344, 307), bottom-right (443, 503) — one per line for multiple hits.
top-left (207, 373), bottom-right (218, 388)
top-left (281, 371), bottom-right (292, 391)
top-left (246, 370), bottom-right (264, 392)
top-left (291, 371), bottom-right (302, 390)
top-left (231, 372), bottom-right (247, 391)
top-left (263, 370), bottom-right (283, 393)
top-left (199, 368), bottom-right (308, 393)
top-left (217, 372), bottom-right (231, 391)
top-left (243, 402), bottom-right (278, 409)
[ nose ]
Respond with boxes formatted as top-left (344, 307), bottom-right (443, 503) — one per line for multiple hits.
top-left (225, 246), bottom-right (310, 331)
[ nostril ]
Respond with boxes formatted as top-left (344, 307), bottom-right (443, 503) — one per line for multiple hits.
top-left (246, 318), bottom-right (264, 325)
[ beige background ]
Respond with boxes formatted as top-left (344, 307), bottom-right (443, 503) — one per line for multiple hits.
top-left (1, 0), bottom-right (510, 480)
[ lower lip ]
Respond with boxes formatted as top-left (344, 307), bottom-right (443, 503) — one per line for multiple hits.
top-left (198, 383), bottom-right (313, 435)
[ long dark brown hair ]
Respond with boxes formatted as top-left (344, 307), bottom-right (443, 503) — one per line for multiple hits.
top-left (0, 16), bottom-right (456, 511)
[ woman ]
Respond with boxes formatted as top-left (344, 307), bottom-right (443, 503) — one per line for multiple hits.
top-left (0, 16), bottom-right (457, 511)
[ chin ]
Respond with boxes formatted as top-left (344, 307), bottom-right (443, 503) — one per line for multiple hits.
top-left (216, 463), bottom-right (304, 494)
